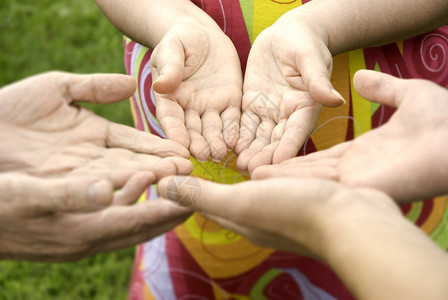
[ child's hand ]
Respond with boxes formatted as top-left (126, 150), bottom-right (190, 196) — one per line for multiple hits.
top-left (150, 22), bottom-right (243, 162)
top-left (252, 70), bottom-right (448, 203)
top-left (236, 13), bottom-right (344, 172)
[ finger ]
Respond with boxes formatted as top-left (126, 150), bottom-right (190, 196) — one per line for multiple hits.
top-left (247, 143), bottom-right (278, 173)
top-left (201, 110), bottom-right (227, 161)
top-left (80, 199), bottom-right (192, 243)
top-left (157, 176), bottom-right (279, 227)
top-left (150, 36), bottom-right (184, 94)
top-left (84, 214), bottom-right (189, 259)
top-left (100, 152), bottom-right (191, 179)
top-left (158, 176), bottom-right (341, 238)
top-left (163, 156), bottom-right (194, 176)
top-left (106, 122), bottom-right (190, 158)
top-left (64, 73), bottom-right (137, 104)
top-left (281, 142), bottom-right (351, 165)
top-left (157, 176), bottom-right (273, 228)
top-left (74, 149), bottom-right (192, 183)
top-left (113, 172), bottom-right (155, 205)
top-left (237, 120), bottom-right (275, 171)
top-left (221, 106), bottom-right (240, 150)
top-left (251, 160), bottom-right (339, 181)
top-left (185, 109), bottom-right (210, 162)
top-left (272, 106), bottom-right (320, 164)
top-left (235, 111), bottom-right (260, 155)
top-left (297, 46), bottom-right (345, 107)
top-left (353, 70), bottom-right (404, 108)
top-left (155, 97), bottom-right (190, 148)
top-left (3, 176), bottom-right (115, 216)
top-left (68, 169), bottom-right (139, 188)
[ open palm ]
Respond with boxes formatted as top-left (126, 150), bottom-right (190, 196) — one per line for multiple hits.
top-left (253, 70), bottom-right (448, 203)
top-left (0, 72), bottom-right (192, 187)
top-left (151, 23), bottom-right (242, 162)
top-left (236, 21), bottom-right (336, 172)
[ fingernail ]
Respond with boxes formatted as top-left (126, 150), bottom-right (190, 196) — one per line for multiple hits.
top-left (331, 89), bottom-right (346, 104)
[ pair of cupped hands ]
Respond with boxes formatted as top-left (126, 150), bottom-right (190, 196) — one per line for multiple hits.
top-left (2, 17), bottom-right (447, 262)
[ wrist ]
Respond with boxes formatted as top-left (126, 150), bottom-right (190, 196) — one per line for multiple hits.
top-left (275, 5), bottom-right (334, 54)
top-left (149, 2), bottom-right (222, 46)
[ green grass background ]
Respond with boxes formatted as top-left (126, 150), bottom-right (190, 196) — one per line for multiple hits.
top-left (1, 1), bottom-right (137, 299)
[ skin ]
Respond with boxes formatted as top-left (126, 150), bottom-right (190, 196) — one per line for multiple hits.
top-left (0, 71), bottom-right (193, 185)
top-left (0, 71), bottom-right (194, 261)
top-left (158, 176), bottom-right (448, 300)
top-left (252, 70), bottom-right (448, 203)
top-left (95, 0), bottom-right (242, 162)
top-left (0, 172), bottom-right (191, 262)
top-left (236, 0), bottom-right (448, 171)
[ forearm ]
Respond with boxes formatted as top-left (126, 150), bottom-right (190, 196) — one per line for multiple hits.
top-left (94, 0), bottom-right (219, 49)
top-left (287, 0), bottom-right (448, 55)
top-left (319, 197), bottom-right (448, 299)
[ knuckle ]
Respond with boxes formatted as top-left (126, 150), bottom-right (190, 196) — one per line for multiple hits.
top-left (51, 184), bottom-right (78, 211)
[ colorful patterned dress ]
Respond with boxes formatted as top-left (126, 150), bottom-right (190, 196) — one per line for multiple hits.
top-left (124, 1), bottom-right (448, 299)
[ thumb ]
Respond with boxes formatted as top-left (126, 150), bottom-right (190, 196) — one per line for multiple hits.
top-left (1, 175), bottom-right (114, 216)
top-left (353, 70), bottom-right (404, 108)
top-left (151, 35), bottom-right (185, 94)
top-left (299, 47), bottom-right (346, 107)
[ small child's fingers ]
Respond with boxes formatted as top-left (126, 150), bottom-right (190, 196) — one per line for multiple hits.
top-left (156, 98), bottom-right (190, 149)
top-left (185, 109), bottom-right (210, 162)
top-left (273, 107), bottom-right (319, 164)
top-left (221, 106), bottom-right (241, 151)
top-left (235, 111), bottom-right (260, 155)
top-left (247, 143), bottom-right (278, 174)
top-left (202, 110), bottom-right (226, 161)
top-left (237, 120), bottom-right (275, 171)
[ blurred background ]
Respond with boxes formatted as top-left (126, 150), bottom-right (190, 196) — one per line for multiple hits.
top-left (1, 0), bottom-right (137, 298)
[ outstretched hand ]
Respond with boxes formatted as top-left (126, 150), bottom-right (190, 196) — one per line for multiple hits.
top-left (0, 172), bottom-right (191, 261)
top-left (0, 72), bottom-right (192, 187)
top-left (157, 176), bottom-right (399, 258)
top-left (151, 22), bottom-right (242, 162)
top-left (253, 70), bottom-right (448, 203)
top-left (157, 175), bottom-right (448, 299)
top-left (236, 13), bottom-right (345, 172)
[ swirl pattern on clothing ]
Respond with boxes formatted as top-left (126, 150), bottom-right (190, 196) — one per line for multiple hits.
top-left (125, 1), bottom-right (448, 299)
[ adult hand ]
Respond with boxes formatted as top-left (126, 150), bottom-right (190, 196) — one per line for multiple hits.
top-left (157, 176), bottom-right (397, 258)
top-left (253, 70), bottom-right (448, 203)
top-left (151, 22), bottom-right (242, 162)
top-left (0, 72), bottom-right (192, 186)
top-left (158, 176), bottom-right (448, 299)
top-left (236, 12), bottom-right (345, 172)
top-left (0, 172), bottom-right (191, 262)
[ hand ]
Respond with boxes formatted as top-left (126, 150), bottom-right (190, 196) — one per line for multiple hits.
top-left (0, 172), bottom-right (191, 262)
top-left (150, 22), bottom-right (243, 162)
top-left (236, 12), bottom-right (345, 172)
top-left (157, 176), bottom-right (448, 299)
top-left (157, 176), bottom-right (399, 258)
top-left (0, 72), bottom-right (193, 186)
top-left (252, 70), bottom-right (448, 203)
